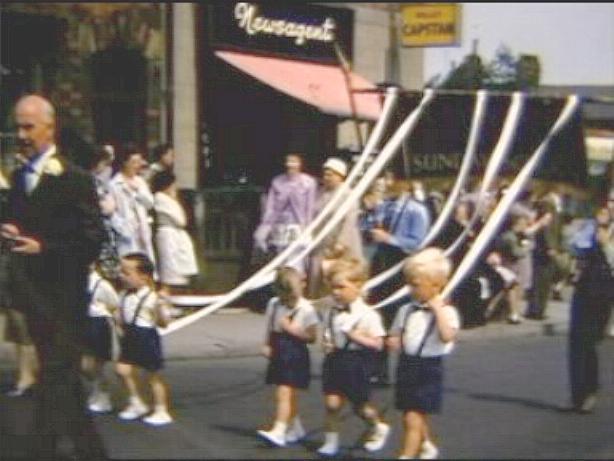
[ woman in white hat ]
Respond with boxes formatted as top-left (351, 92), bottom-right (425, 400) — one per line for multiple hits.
top-left (307, 157), bottom-right (364, 298)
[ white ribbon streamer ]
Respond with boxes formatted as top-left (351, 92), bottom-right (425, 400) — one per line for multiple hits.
top-left (167, 87), bottom-right (401, 309)
top-left (161, 88), bottom-right (404, 333)
top-left (375, 94), bottom-right (578, 310)
top-left (441, 95), bottom-right (580, 299)
top-left (446, 92), bottom-right (526, 256)
top-left (365, 90), bottom-right (490, 292)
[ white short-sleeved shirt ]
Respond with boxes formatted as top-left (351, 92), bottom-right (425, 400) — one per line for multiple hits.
top-left (264, 297), bottom-right (319, 335)
top-left (88, 271), bottom-right (120, 318)
top-left (119, 286), bottom-right (170, 329)
top-left (324, 297), bottom-right (386, 351)
top-left (390, 302), bottom-right (460, 357)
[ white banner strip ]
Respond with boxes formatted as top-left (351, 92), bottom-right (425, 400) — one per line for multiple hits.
top-left (160, 88), bottom-right (404, 334)
top-left (364, 90), bottom-right (490, 292)
top-left (166, 88), bottom-right (400, 310)
top-left (375, 95), bottom-right (579, 310)
top-left (445, 92), bottom-right (526, 257)
top-left (441, 95), bottom-right (580, 299)
top-left (280, 91), bottom-right (436, 276)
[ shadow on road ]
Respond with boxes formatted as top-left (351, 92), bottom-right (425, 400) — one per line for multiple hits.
top-left (466, 391), bottom-right (561, 411)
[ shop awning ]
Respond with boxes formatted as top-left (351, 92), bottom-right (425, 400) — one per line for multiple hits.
top-left (215, 50), bottom-right (383, 121)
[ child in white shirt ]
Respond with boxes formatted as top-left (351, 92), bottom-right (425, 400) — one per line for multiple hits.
top-left (317, 258), bottom-right (390, 457)
top-left (388, 247), bottom-right (460, 459)
top-left (257, 266), bottom-right (319, 447)
top-left (81, 263), bottom-right (120, 413)
top-left (115, 253), bottom-right (173, 426)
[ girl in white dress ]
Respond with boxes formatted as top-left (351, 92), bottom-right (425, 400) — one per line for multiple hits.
top-left (151, 171), bottom-right (198, 293)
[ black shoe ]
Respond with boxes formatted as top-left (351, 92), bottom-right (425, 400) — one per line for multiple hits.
top-left (5, 385), bottom-right (36, 398)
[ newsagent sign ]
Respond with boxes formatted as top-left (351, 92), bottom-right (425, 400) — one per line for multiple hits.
top-left (208, 2), bottom-right (354, 64)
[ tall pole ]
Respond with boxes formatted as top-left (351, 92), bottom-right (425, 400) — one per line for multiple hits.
top-left (386, 5), bottom-right (400, 84)
top-left (334, 41), bottom-right (364, 150)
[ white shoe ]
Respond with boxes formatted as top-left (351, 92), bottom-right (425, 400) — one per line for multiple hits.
top-left (420, 439), bottom-right (439, 459)
top-left (286, 419), bottom-right (306, 443)
top-left (88, 392), bottom-right (112, 413)
top-left (257, 428), bottom-right (286, 447)
top-left (317, 432), bottom-right (339, 457)
top-left (364, 422), bottom-right (391, 452)
top-left (143, 410), bottom-right (174, 426)
top-left (118, 400), bottom-right (149, 420)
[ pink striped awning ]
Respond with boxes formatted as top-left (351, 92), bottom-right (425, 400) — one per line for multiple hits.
top-left (215, 50), bottom-right (383, 121)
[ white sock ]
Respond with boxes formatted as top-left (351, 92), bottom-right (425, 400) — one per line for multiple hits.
top-left (322, 432), bottom-right (339, 448)
top-left (129, 395), bottom-right (145, 407)
top-left (292, 416), bottom-right (304, 432)
top-left (271, 421), bottom-right (287, 435)
top-left (153, 404), bottom-right (168, 414)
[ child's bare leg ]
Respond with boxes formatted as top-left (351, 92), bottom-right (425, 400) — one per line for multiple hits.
top-left (356, 401), bottom-right (383, 425)
top-left (401, 410), bottom-right (425, 458)
top-left (289, 388), bottom-right (298, 420)
top-left (81, 354), bottom-right (96, 381)
top-left (324, 393), bottom-right (344, 432)
top-left (317, 393), bottom-right (344, 454)
top-left (116, 362), bottom-right (141, 400)
top-left (149, 372), bottom-right (170, 412)
top-left (16, 344), bottom-right (38, 388)
top-left (273, 385), bottom-right (292, 424)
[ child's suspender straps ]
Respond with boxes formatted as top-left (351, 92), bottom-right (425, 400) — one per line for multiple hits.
top-left (88, 278), bottom-right (103, 305)
top-left (416, 315), bottom-right (437, 357)
top-left (131, 290), bottom-right (154, 326)
top-left (120, 290), bottom-right (154, 326)
top-left (268, 299), bottom-right (279, 336)
top-left (400, 303), bottom-right (438, 357)
top-left (399, 303), bottom-right (419, 352)
top-left (388, 194), bottom-right (413, 236)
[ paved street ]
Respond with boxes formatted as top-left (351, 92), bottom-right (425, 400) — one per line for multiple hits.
top-left (1, 298), bottom-right (614, 459)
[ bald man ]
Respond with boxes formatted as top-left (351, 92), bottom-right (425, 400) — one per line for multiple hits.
top-left (1, 95), bottom-right (107, 460)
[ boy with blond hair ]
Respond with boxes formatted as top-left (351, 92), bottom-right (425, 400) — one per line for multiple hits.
top-left (388, 247), bottom-right (460, 459)
top-left (317, 258), bottom-right (390, 457)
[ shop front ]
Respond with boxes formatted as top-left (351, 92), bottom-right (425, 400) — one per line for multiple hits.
top-left (194, 2), bottom-right (382, 287)
top-left (198, 1), bottom-right (381, 187)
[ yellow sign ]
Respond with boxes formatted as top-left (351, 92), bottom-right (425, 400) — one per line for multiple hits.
top-left (401, 3), bottom-right (460, 47)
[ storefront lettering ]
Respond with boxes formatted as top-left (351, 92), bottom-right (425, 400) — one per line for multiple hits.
top-left (403, 23), bottom-right (455, 37)
top-left (234, 2), bottom-right (336, 46)
top-left (411, 152), bottom-right (462, 174)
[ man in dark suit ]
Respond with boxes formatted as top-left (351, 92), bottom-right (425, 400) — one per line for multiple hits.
top-left (1, 95), bottom-right (107, 460)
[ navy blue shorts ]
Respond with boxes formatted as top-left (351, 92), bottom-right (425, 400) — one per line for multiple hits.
top-left (83, 316), bottom-right (114, 361)
top-left (119, 325), bottom-right (163, 372)
top-left (322, 349), bottom-right (371, 406)
top-left (395, 354), bottom-right (443, 413)
top-left (265, 332), bottom-right (310, 389)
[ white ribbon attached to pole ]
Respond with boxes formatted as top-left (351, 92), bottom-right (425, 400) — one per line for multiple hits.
top-left (445, 92), bottom-right (526, 257)
top-left (281, 90), bottom-right (437, 275)
top-left (365, 90), bottom-right (490, 293)
top-left (374, 92), bottom-right (579, 309)
top-left (168, 87), bottom-right (401, 309)
top-left (441, 95), bottom-right (580, 299)
top-left (161, 87), bottom-right (411, 334)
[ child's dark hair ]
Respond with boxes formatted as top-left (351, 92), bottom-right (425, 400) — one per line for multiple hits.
top-left (151, 170), bottom-right (176, 193)
top-left (122, 252), bottom-right (155, 278)
top-left (86, 144), bottom-right (114, 171)
top-left (151, 143), bottom-right (172, 162)
top-left (116, 142), bottom-right (145, 168)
